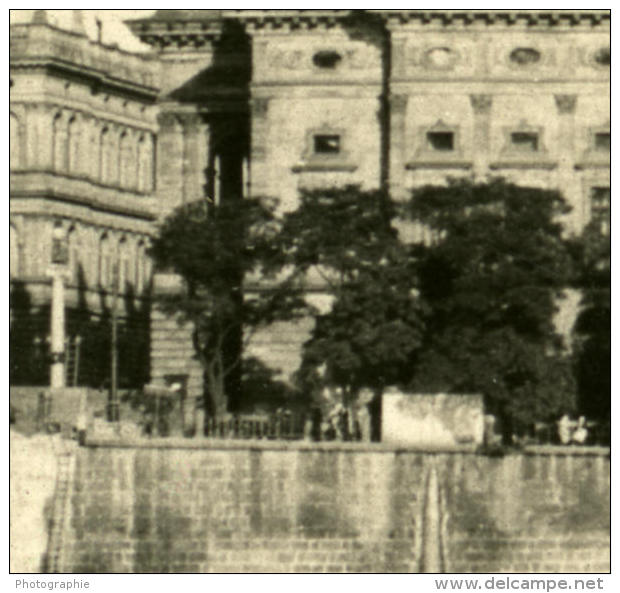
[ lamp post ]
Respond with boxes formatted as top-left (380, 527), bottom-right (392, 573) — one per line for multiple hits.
top-left (47, 222), bottom-right (70, 389)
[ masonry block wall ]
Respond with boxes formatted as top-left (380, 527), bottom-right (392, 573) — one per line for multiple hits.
top-left (52, 443), bottom-right (609, 573)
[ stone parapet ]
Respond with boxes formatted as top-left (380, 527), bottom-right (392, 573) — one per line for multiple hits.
top-left (51, 443), bottom-right (610, 573)
top-left (10, 22), bottom-right (158, 97)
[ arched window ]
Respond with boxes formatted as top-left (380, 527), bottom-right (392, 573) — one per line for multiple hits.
top-left (10, 113), bottom-right (20, 169)
top-left (53, 112), bottom-right (69, 172)
top-left (10, 224), bottom-right (19, 278)
top-left (68, 116), bottom-right (81, 174)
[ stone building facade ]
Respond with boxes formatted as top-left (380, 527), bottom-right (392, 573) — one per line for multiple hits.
top-left (10, 11), bottom-right (158, 387)
top-left (10, 10), bottom-right (610, 402)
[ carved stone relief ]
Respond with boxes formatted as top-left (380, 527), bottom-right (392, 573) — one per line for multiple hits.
top-left (470, 95), bottom-right (492, 115)
top-left (252, 97), bottom-right (270, 118)
top-left (390, 94), bottom-right (408, 115)
top-left (405, 46), bottom-right (464, 71)
top-left (554, 95), bottom-right (577, 115)
top-left (266, 47), bottom-right (373, 71)
top-left (502, 46), bottom-right (556, 69)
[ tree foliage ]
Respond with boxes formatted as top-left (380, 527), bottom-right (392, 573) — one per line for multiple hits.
top-left (149, 198), bottom-right (305, 416)
top-left (149, 179), bottom-right (592, 439)
top-left (404, 178), bottom-right (577, 437)
top-left (279, 186), bottom-right (425, 408)
top-left (572, 223), bottom-right (610, 422)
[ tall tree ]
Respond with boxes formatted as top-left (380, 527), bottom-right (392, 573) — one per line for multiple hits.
top-left (572, 222), bottom-right (610, 423)
top-left (279, 186), bottom-right (425, 427)
top-left (149, 198), bottom-right (304, 417)
top-left (404, 178), bottom-right (577, 441)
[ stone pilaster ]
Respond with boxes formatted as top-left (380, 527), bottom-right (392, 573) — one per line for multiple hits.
top-left (83, 116), bottom-right (99, 181)
top-left (157, 112), bottom-right (184, 216)
top-left (554, 94), bottom-right (579, 231)
top-left (179, 113), bottom-right (209, 204)
top-left (249, 97), bottom-right (270, 197)
top-left (470, 94), bottom-right (493, 178)
top-left (390, 36), bottom-right (408, 80)
top-left (77, 114), bottom-right (91, 179)
top-left (389, 94), bottom-right (409, 200)
top-left (25, 103), bottom-right (53, 170)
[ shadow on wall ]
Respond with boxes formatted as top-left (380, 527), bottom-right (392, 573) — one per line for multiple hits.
top-left (10, 266), bottom-right (151, 389)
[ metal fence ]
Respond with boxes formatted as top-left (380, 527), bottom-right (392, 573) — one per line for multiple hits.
top-left (204, 411), bottom-right (305, 440)
top-left (525, 420), bottom-right (610, 447)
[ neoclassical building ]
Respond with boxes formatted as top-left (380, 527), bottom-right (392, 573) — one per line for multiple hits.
top-left (10, 10), bottom-right (610, 398)
top-left (10, 10), bottom-right (158, 387)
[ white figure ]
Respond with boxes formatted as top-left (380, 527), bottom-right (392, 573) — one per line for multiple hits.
top-left (557, 414), bottom-right (572, 445)
top-left (572, 416), bottom-right (588, 445)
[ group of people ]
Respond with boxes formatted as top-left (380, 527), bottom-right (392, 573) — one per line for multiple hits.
top-left (556, 414), bottom-right (589, 445)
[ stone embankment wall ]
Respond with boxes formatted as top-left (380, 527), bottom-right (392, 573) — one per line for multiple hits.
top-left (51, 440), bottom-right (609, 573)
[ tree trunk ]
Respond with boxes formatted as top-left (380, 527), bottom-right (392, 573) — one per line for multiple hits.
top-left (204, 356), bottom-right (228, 419)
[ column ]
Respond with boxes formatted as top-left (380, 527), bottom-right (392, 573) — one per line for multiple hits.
top-left (50, 271), bottom-right (66, 388)
top-left (48, 224), bottom-right (69, 389)
top-left (389, 94), bottom-right (409, 201)
top-left (470, 94), bottom-right (493, 179)
top-left (554, 94), bottom-right (579, 231)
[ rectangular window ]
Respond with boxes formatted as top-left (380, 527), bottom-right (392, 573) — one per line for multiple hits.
top-left (591, 187), bottom-right (610, 236)
top-left (510, 132), bottom-right (539, 152)
top-left (314, 135), bottom-right (341, 154)
top-left (427, 131), bottom-right (454, 151)
top-left (594, 132), bottom-right (610, 151)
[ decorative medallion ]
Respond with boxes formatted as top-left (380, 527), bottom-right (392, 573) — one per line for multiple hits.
top-left (593, 47), bottom-right (610, 66)
top-left (509, 47), bottom-right (541, 65)
top-left (312, 50), bottom-right (342, 69)
top-left (424, 47), bottom-right (457, 69)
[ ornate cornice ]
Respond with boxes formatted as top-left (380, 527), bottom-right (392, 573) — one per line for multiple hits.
top-left (177, 112), bottom-right (205, 130)
top-left (12, 101), bottom-right (156, 132)
top-left (382, 10), bottom-right (609, 29)
top-left (126, 10), bottom-right (609, 54)
top-left (157, 112), bottom-right (180, 130)
top-left (129, 10), bottom-right (353, 42)
top-left (126, 18), bottom-right (224, 50)
top-left (240, 11), bottom-right (351, 33)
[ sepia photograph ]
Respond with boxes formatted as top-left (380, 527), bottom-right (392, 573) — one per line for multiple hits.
top-left (9, 6), bottom-right (610, 579)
